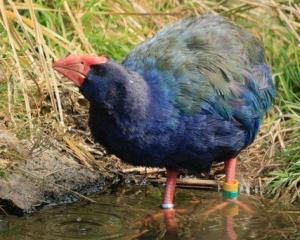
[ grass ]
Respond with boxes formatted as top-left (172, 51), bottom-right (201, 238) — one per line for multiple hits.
top-left (0, 0), bottom-right (299, 203)
top-left (267, 142), bottom-right (300, 203)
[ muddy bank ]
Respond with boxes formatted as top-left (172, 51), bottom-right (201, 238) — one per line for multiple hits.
top-left (0, 130), bottom-right (123, 215)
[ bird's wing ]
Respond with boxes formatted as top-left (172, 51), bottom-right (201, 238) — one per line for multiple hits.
top-left (123, 15), bottom-right (275, 140)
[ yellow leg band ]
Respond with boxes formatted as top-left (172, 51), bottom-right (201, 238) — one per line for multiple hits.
top-left (223, 180), bottom-right (239, 192)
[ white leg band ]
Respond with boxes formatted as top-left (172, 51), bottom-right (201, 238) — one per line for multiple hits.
top-left (161, 203), bottom-right (174, 209)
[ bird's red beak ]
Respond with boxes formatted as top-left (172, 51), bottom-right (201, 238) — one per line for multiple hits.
top-left (53, 55), bottom-right (107, 87)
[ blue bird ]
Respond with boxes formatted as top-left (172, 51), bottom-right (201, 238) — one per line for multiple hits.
top-left (53, 15), bottom-right (275, 209)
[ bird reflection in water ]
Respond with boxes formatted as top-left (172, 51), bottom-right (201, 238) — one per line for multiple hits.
top-left (137, 199), bottom-right (253, 240)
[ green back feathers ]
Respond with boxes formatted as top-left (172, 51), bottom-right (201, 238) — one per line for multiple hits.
top-left (123, 15), bottom-right (274, 118)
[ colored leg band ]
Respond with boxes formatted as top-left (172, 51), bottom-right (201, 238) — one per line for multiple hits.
top-left (223, 191), bottom-right (238, 200)
top-left (223, 181), bottom-right (239, 200)
top-left (161, 203), bottom-right (174, 209)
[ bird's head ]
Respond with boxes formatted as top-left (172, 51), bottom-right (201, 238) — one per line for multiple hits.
top-left (53, 55), bottom-right (137, 107)
top-left (53, 55), bottom-right (108, 87)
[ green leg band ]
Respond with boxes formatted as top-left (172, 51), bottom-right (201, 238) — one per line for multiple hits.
top-left (223, 190), bottom-right (238, 200)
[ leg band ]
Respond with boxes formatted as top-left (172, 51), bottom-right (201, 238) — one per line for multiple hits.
top-left (223, 180), bottom-right (239, 200)
top-left (161, 203), bottom-right (174, 209)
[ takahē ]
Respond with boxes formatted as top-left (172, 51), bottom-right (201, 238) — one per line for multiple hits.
top-left (53, 15), bottom-right (275, 209)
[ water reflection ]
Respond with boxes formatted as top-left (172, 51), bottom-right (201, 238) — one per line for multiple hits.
top-left (135, 196), bottom-right (254, 239)
top-left (0, 186), bottom-right (299, 240)
top-left (159, 200), bottom-right (252, 240)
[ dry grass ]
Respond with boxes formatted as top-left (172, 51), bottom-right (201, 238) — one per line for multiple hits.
top-left (0, 0), bottom-right (299, 203)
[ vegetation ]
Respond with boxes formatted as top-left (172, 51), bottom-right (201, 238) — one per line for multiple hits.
top-left (0, 0), bottom-right (299, 203)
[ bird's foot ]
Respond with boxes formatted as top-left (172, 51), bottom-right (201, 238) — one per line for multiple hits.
top-left (131, 208), bottom-right (187, 228)
top-left (202, 198), bottom-right (253, 218)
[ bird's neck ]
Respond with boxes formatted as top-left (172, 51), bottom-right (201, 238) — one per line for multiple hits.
top-left (114, 65), bottom-right (150, 122)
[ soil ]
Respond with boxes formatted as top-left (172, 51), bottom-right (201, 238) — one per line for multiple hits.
top-left (0, 129), bottom-right (123, 215)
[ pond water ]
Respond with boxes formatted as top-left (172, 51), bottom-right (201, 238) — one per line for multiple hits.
top-left (0, 186), bottom-right (299, 240)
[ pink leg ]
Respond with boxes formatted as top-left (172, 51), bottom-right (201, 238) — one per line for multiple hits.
top-left (225, 158), bottom-right (237, 184)
top-left (162, 169), bottom-right (177, 209)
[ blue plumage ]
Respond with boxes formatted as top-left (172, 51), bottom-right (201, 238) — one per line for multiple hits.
top-left (80, 15), bottom-right (275, 171)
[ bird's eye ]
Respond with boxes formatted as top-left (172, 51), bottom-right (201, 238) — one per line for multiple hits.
top-left (93, 65), bottom-right (107, 75)
top-left (81, 61), bottom-right (84, 64)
